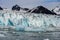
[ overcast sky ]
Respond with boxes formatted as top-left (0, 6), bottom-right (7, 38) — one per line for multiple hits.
top-left (0, 0), bottom-right (60, 10)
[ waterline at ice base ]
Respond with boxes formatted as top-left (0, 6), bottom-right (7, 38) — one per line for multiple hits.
top-left (0, 10), bottom-right (60, 32)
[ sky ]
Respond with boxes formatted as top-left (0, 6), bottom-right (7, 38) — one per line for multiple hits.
top-left (0, 0), bottom-right (60, 10)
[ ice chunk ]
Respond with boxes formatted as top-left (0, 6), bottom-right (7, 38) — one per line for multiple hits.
top-left (0, 34), bottom-right (6, 37)
top-left (15, 25), bottom-right (25, 31)
top-left (44, 38), bottom-right (50, 40)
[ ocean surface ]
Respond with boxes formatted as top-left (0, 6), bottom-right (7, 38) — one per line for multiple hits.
top-left (0, 31), bottom-right (60, 40)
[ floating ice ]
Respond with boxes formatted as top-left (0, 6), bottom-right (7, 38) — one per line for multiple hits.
top-left (0, 34), bottom-right (6, 37)
top-left (44, 38), bottom-right (50, 40)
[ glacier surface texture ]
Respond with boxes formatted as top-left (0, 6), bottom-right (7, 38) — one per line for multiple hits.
top-left (0, 11), bottom-right (60, 32)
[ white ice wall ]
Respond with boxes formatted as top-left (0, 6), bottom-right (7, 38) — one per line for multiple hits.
top-left (0, 10), bottom-right (60, 32)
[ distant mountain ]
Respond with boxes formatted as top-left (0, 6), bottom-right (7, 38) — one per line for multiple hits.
top-left (12, 4), bottom-right (20, 11)
top-left (27, 6), bottom-right (56, 15)
top-left (52, 6), bottom-right (60, 15)
top-left (0, 6), bottom-right (3, 10)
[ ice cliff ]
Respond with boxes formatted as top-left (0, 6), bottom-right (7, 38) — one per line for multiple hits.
top-left (0, 10), bottom-right (60, 32)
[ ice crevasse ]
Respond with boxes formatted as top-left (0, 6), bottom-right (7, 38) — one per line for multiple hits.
top-left (0, 11), bottom-right (60, 32)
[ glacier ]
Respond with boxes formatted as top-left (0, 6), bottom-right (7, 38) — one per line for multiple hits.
top-left (0, 10), bottom-right (60, 32)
